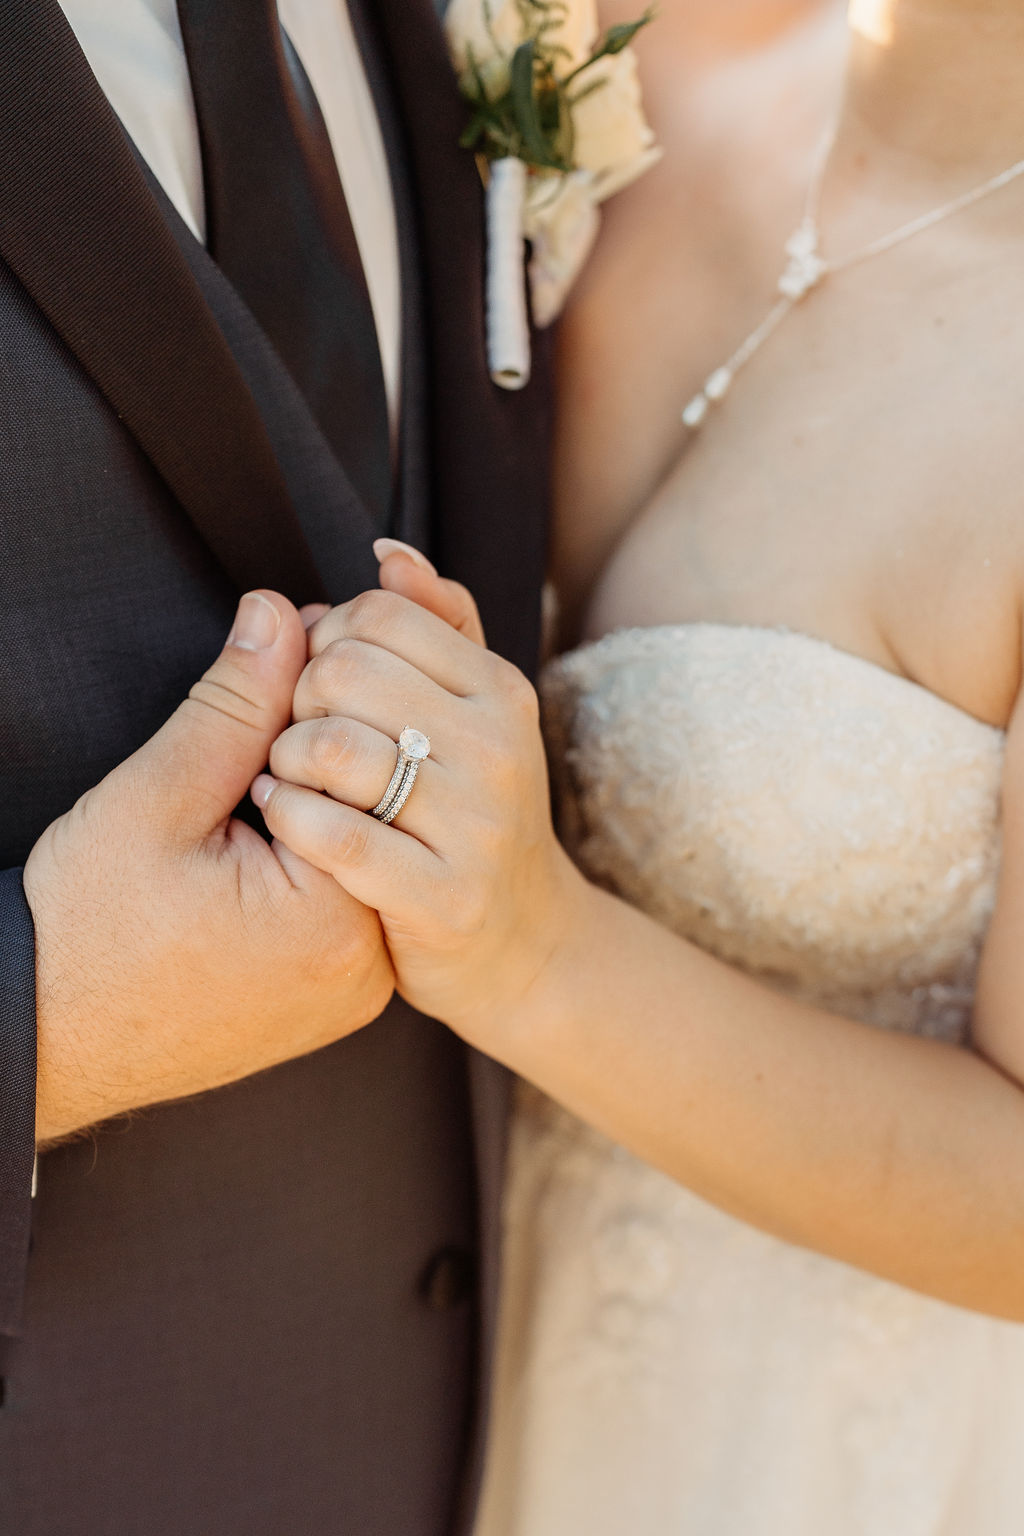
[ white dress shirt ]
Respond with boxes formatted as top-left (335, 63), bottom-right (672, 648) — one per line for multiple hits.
top-left (59, 0), bottom-right (403, 423)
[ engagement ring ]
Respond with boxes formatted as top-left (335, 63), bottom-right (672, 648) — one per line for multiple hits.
top-left (370, 726), bottom-right (431, 825)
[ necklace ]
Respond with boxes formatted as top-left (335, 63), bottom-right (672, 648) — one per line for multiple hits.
top-left (681, 130), bottom-right (1024, 430)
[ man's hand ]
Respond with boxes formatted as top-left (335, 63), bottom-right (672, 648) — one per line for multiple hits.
top-left (25, 590), bottom-right (395, 1144)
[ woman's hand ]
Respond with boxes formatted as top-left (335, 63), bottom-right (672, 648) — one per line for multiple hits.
top-left (253, 583), bottom-right (587, 1036)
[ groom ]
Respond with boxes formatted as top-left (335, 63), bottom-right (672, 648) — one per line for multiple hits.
top-left (0, 2), bottom-right (550, 1532)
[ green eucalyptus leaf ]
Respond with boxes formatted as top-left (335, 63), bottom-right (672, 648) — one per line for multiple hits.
top-left (566, 76), bottom-right (607, 108)
top-left (510, 39), bottom-right (562, 168)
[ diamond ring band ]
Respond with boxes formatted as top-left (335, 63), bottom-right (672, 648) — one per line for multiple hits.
top-left (369, 727), bottom-right (431, 825)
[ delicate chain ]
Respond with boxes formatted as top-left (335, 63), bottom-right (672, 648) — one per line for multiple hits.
top-left (682, 128), bottom-right (1024, 429)
top-left (829, 154), bottom-right (1024, 274)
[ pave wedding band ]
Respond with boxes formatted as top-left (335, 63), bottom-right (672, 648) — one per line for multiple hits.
top-left (369, 727), bottom-right (431, 825)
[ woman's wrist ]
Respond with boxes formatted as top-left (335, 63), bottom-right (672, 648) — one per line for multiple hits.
top-left (457, 853), bottom-right (608, 1068)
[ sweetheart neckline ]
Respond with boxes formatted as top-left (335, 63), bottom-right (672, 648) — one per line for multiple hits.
top-left (547, 620), bottom-right (1006, 739)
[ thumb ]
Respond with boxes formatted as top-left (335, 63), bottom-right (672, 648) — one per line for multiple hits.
top-left (128, 590), bottom-right (309, 840)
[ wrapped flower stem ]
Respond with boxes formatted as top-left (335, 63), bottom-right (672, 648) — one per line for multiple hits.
top-left (447, 1), bottom-right (659, 382)
top-left (486, 157), bottom-right (531, 390)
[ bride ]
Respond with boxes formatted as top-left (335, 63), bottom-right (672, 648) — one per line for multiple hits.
top-left (254, 0), bottom-right (1024, 1529)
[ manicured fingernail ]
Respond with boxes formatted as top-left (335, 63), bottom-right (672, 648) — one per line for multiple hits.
top-left (251, 773), bottom-right (277, 809)
top-left (372, 538), bottom-right (437, 575)
top-left (229, 592), bottom-right (281, 651)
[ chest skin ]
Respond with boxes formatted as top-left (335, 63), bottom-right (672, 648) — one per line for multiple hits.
top-left (586, 231), bottom-right (1024, 730)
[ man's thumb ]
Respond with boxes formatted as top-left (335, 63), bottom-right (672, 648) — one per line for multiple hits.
top-left (130, 591), bottom-right (309, 839)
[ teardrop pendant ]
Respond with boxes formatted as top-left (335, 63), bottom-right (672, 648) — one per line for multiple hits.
top-left (778, 217), bottom-right (826, 299)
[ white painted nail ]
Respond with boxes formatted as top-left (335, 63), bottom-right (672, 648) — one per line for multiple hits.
top-left (372, 538), bottom-right (437, 575)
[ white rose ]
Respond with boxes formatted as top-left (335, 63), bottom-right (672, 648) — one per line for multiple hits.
top-left (569, 47), bottom-right (661, 200)
top-left (446, 0), bottom-right (600, 97)
top-left (547, 0), bottom-right (600, 74)
top-left (445, 0), bottom-right (522, 95)
top-left (524, 171), bottom-right (601, 327)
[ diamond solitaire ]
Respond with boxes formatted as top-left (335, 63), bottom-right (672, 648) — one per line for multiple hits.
top-left (399, 727), bottom-right (430, 761)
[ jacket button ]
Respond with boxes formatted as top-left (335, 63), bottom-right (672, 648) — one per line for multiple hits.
top-left (419, 1245), bottom-right (476, 1310)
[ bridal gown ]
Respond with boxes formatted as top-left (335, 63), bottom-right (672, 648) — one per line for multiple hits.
top-left (474, 623), bottom-right (1024, 1536)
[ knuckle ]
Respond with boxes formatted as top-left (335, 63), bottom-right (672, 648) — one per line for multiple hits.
top-left (309, 638), bottom-right (362, 704)
top-left (324, 809), bottom-right (374, 870)
top-left (500, 663), bottom-right (539, 720)
top-left (345, 586), bottom-right (403, 641)
top-left (304, 716), bottom-right (360, 780)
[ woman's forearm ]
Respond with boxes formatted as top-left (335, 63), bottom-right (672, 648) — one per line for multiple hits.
top-left (487, 872), bottom-right (1024, 1320)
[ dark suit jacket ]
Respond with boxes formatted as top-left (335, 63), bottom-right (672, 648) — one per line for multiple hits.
top-left (0, 4), bottom-right (551, 1532)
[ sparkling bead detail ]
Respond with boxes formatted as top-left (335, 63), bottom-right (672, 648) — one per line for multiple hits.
top-left (705, 367), bottom-right (733, 402)
top-left (682, 393), bottom-right (709, 429)
top-left (778, 218), bottom-right (826, 299)
top-left (399, 727), bottom-right (431, 761)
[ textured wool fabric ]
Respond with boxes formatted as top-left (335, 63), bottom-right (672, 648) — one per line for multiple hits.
top-left (0, 873), bottom-right (35, 1336)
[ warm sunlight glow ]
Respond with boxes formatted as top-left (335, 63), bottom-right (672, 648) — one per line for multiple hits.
top-left (848, 0), bottom-right (895, 46)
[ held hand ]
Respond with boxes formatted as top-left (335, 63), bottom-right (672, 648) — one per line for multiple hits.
top-left (25, 591), bottom-right (394, 1143)
top-left (255, 589), bottom-right (587, 1038)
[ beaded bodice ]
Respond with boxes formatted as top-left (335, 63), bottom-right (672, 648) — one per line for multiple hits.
top-left (540, 623), bottom-right (1004, 1038)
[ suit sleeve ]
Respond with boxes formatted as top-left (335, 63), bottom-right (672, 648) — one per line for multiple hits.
top-left (0, 867), bottom-right (37, 1335)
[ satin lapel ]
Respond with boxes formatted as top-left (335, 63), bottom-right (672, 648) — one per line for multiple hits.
top-left (0, 1), bottom-right (325, 603)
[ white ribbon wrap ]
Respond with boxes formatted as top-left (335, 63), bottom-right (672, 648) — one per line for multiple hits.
top-left (485, 157), bottom-right (531, 391)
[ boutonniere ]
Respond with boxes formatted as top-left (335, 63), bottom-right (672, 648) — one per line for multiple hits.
top-left (445, 0), bottom-right (661, 389)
